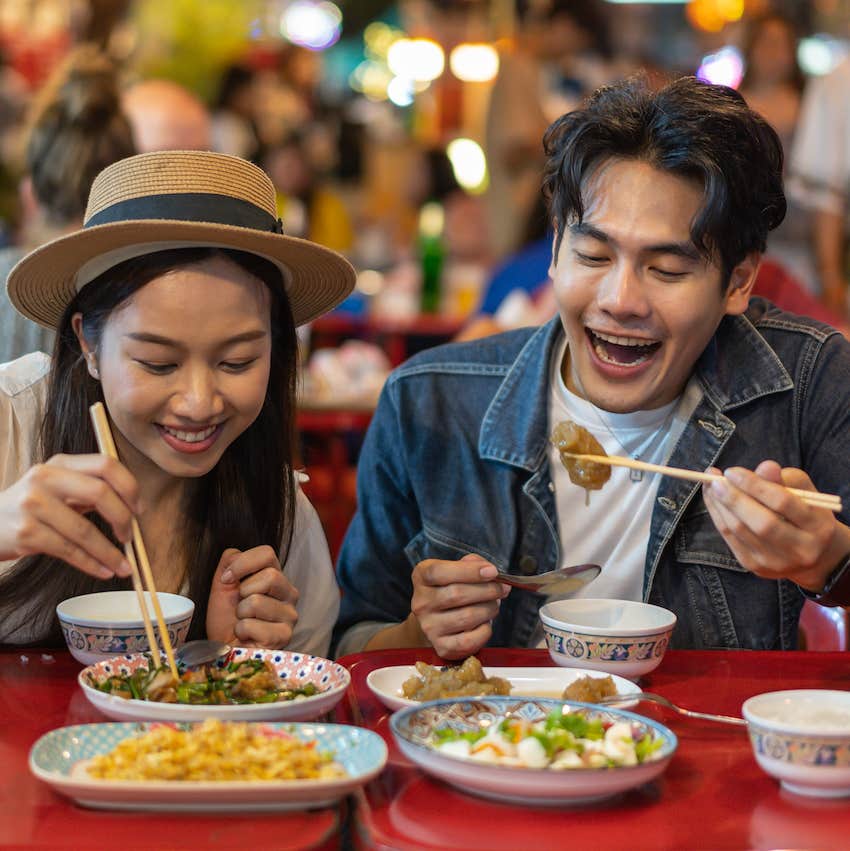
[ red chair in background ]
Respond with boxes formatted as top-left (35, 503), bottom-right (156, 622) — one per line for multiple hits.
top-left (798, 600), bottom-right (850, 650)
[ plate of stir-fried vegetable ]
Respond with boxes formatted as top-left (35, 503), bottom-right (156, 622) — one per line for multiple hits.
top-left (78, 647), bottom-right (351, 722)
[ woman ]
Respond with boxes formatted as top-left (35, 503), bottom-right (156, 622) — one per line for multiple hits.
top-left (0, 149), bottom-right (354, 655)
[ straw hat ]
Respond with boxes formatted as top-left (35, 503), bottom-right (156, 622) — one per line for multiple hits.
top-left (6, 150), bottom-right (356, 328)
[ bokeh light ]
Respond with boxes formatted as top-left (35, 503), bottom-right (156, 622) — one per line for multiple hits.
top-left (449, 43), bottom-right (499, 82)
top-left (387, 38), bottom-right (445, 83)
top-left (281, 1), bottom-right (342, 50)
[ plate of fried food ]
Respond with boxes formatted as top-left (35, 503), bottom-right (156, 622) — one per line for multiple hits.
top-left (29, 718), bottom-right (386, 811)
top-left (366, 656), bottom-right (640, 713)
top-left (79, 647), bottom-right (351, 722)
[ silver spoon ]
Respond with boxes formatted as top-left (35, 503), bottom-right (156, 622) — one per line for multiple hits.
top-left (174, 639), bottom-right (232, 669)
top-left (596, 691), bottom-right (747, 726)
top-left (495, 563), bottom-right (601, 596)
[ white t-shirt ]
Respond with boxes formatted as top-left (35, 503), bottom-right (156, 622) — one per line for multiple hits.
top-left (547, 339), bottom-right (699, 602)
top-left (0, 353), bottom-right (339, 656)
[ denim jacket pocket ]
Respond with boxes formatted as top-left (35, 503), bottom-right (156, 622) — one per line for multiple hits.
top-left (670, 505), bottom-right (758, 649)
top-left (674, 505), bottom-right (744, 571)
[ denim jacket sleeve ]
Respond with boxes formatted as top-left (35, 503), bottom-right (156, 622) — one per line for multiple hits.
top-left (332, 376), bottom-right (420, 652)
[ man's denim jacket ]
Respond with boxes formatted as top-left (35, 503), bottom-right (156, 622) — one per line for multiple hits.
top-left (334, 299), bottom-right (850, 653)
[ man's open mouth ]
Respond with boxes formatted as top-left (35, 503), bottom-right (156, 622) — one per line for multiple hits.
top-left (587, 329), bottom-right (661, 367)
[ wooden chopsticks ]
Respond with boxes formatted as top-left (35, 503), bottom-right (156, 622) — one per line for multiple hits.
top-left (563, 452), bottom-right (843, 513)
top-left (89, 402), bottom-right (180, 680)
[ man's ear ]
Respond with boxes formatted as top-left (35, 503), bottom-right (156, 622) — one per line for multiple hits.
top-left (548, 225), bottom-right (559, 278)
top-left (71, 312), bottom-right (100, 380)
top-left (724, 252), bottom-right (761, 316)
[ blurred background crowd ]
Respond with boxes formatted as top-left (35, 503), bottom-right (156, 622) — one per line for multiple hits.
top-left (2, 0), bottom-right (850, 553)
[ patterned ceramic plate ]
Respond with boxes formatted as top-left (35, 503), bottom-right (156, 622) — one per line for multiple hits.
top-left (367, 665), bottom-right (641, 713)
top-left (29, 721), bottom-right (386, 812)
top-left (78, 648), bottom-right (351, 722)
top-left (390, 697), bottom-right (677, 806)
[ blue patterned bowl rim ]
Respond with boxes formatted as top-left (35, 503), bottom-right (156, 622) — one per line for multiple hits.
top-left (743, 690), bottom-right (850, 737)
top-left (56, 591), bottom-right (194, 628)
top-left (390, 696), bottom-right (678, 773)
top-left (539, 599), bottom-right (677, 637)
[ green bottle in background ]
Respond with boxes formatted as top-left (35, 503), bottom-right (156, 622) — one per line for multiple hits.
top-left (418, 201), bottom-right (445, 313)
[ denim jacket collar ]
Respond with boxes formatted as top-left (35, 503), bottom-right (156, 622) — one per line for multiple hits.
top-left (480, 312), bottom-right (793, 475)
top-left (695, 313), bottom-right (794, 412)
top-left (479, 319), bottom-right (561, 471)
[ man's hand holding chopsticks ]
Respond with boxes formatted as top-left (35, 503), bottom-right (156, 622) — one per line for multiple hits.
top-left (206, 545), bottom-right (300, 649)
top-left (703, 460), bottom-right (850, 593)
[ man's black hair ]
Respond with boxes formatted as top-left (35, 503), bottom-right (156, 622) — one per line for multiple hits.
top-left (542, 75), bottom-right (786, 283)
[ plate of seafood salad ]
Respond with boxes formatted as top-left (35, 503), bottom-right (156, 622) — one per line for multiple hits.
top-left (79, 648), bottom-right (351, 722)
top-left (390, 697), bottom-right (677, 805)
top-left (28, 719), bottom-right (387, 812)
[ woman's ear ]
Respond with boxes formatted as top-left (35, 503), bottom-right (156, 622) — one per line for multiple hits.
top-left (724, 253), bottom-right (761, 316)
top-left (71, 313), bottom-right (100, 380)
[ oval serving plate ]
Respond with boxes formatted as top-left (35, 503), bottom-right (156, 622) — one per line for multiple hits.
top-left (29, 721), bottom-right (386, 812)
top-left (79, 648), bottom-right (350, 722)
top-left (367, 665), bottom-right (640, 713)
top-left (390, 696), bottom-right (677, 806)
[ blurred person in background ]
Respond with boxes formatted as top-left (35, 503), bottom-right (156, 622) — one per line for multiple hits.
top-left (210, 63), bottom-right (261, 161)
top-left (789, 55), bottom-right (850, 318)
top-left (0, 45), bottom-right (135, 363)
top-left (738, 12), bottom-right (817, 294)
top-left (122, 78), bottom-right (211, 153)
top-left (484, 0), bottom-right (612, 261)
top-left (261, 132), bottom-right (353, 254)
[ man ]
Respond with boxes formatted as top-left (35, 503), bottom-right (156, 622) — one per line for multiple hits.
top-left (334, 76), bottom-right (850, 659)
top-left (121, 78), bottom-right (211, 153)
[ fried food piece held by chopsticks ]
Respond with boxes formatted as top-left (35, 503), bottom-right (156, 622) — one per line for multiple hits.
top-left (551, 420), bottom-right (611, 501)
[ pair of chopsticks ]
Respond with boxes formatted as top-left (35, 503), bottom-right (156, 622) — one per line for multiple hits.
top-left (89, 402), bottom-right (180, 680)
top-left (564, 453), bottom-right (843, 513)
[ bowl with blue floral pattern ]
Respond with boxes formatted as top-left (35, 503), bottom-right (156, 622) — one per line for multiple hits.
top-left (540, 598), bottom-right (676, 679)
top-left (743, 689), bottom-right (850, 798)
top-left (56, 590), bottom-right (194, 666)
top-left (78, 647), bottom-right (351, 722)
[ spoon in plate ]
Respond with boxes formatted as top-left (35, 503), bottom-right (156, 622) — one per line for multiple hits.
top-left (495, 563), bottom-right (601, 596)
top-left (174, 639), bottom-right (232, 669)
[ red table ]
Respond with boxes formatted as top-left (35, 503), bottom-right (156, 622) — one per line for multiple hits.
top-left (335, 647), bottom-right (850, 851)
top-left (0, 649), bottom-right (342, 850)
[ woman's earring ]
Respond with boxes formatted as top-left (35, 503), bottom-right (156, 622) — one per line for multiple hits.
top-left (87, 356), bottom-right (100, 380)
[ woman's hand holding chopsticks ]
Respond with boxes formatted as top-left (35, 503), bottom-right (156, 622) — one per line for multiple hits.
top-left (206, 545), bottom-right (300, 650)
top-left (0, 453), bottom-right (138, 580)
top-left (703, 460), bottom-right (850, 592)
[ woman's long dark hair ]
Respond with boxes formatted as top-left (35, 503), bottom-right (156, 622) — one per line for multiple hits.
top-left (0, 247), bottom-right (298, 645)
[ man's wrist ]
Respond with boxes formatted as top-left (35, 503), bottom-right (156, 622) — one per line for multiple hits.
top-left (801, 552), bottom-right (850, 607)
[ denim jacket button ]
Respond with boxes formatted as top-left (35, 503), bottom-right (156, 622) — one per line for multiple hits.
top-left (519, 555), bottom-right (538, 575)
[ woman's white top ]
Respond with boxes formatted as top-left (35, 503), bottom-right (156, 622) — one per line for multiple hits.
top-left (0, 353), bottom-right (339, 656)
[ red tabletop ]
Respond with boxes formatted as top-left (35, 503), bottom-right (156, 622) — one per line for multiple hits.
top-left (334, 647), bottom-right (850, 851)
top-left (0, 649), bottom-right (342, 850)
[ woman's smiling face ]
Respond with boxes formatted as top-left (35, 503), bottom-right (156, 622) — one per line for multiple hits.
top-left (550, 157), bottom-right (758, 413)
top-left (74, 254), bottom-right (273, 488)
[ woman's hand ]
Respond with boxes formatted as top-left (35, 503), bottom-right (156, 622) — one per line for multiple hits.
top-left (205, 546), bottom-right (299, 649)
top-left (0, 454), bottom-right (137, 578)
top-left (409, 554), bottom-right (510, 659)
top-left (703, 460), bottom-right (850, 592)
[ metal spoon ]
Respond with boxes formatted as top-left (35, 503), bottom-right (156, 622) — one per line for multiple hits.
top-left (174, 640), bottom-right (232, 669)
top-left (495, 563), bottom-right (601, 596)
top-left (596, 691), bottom-right (747, 726)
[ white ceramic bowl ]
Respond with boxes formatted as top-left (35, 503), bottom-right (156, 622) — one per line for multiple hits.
top-left (742, 689), bottom-right (850, 798)
top-left (539, 598), bottom-right (676, 678)
top-left (56, 591), bottom-right (194, 666)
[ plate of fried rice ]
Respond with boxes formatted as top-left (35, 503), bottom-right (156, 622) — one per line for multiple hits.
top-left (79, 647), bottom-right (351, 722)
top-left (29, 719), bottom-right (387, 811)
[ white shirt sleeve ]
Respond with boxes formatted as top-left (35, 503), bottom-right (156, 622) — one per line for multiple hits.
top-left (789, 60), bottom-right (850, 215)
top-left (281, 485), bottom-right (340, 658)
